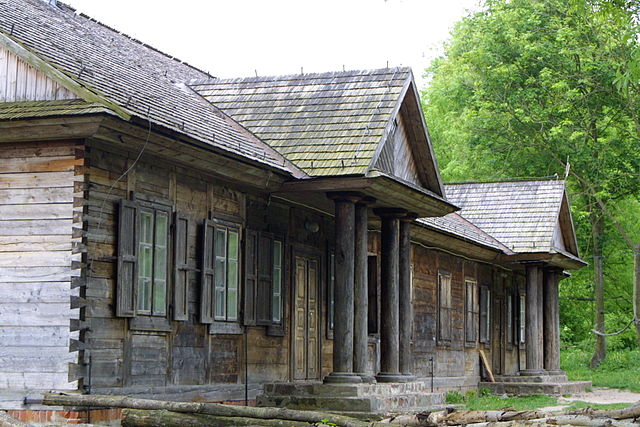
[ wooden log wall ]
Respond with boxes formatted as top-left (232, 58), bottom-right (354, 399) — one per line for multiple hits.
top-left (79, 140), bottom-right (309, 400)
top-left (0, 140), bottom-right (82, 409)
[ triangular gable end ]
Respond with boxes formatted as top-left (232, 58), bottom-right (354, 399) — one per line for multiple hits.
top-left (368, 74), bottom-right (445, 198)
top-left (0, 30), bottom-right (130, 119)
top-left (552, 191), bottom-right (580, 257)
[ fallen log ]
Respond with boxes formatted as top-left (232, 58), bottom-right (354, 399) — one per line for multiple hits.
top-left (568, 401), bottom-right (640, 420)
top-left (121, 409), bottom-right (313, 427)
top-left (40, 392), bottom-right (372, 427)
top-left (464, 414), bottom-right (640, 427)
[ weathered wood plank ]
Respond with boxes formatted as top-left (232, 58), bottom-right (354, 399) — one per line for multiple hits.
top-left (0, 250), bottom-right (72, 267)
top-left (0, 282), bottom-right (72, 303)
top-left (0, 187), bottom-right (73, 204)
top-left (0, 219), bottom-right (72, 236)
top-left (0, 235), bottom-right (72, 252)
top-left (0, 325), bottom-right (69, 347)
top-left (0, 373), bottom-right (74, 389)
top-left (0, 203), bottom-right (72, 220)
top-left (0, 171), bottom-right (75, 189)
top-left (0, 157), bottom-right (81, 174)
top-left (0, 266), bottom-right (73, 282)
top-left (0, 346), bottom-right (73, 373)
top-left (0, 302), bottom-right (76, 325)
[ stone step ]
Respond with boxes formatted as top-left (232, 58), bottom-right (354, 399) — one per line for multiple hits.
top-left (493, 374), bottom-right (569, 383)
top-left (257, 392), bottom-right (446, 413)
top-left (262, 381), bottom-right (438, 398)
top-left (479, 380), bottom-right (592, 396)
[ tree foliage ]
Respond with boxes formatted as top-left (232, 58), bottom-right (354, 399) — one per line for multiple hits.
top-left (422, 0), bottom-right (640, 354)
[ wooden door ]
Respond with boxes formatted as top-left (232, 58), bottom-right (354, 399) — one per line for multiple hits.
top-left (492, 295), bottom-right (505, 375)
top-left (292, 255), bottom-right (320, 380)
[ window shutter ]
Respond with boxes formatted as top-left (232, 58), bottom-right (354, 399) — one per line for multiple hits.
top-left (243, 229), bottom-right (258, 326)
top-left (173, 212), bottom-right (189, 321)
top-left (200, 219), bottom-right (215, 324)
top-left (256, 232), bottom-right (273, 325)
top-left (117, 200), bottom-right (137, 317)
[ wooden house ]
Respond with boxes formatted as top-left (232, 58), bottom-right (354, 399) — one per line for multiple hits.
top-left (0, 0), bottom-right (589, 421)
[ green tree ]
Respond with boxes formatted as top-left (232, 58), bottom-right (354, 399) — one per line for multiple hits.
top-left (423, 0), bottom-right (640, 363)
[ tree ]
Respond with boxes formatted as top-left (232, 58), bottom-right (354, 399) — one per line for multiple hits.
top-left (422, 0), bottom-right (640, 363)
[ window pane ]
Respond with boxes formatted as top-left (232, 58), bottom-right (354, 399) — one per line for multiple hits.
top-left (273, 241), bottom-right (282, 266)
top-left (272, 293), bottom-right (281, 323)
top-left (272, 240), bottom-right (282, 323)
top-left (215, 258), bottom-right (226, 288)
top-left (140, 211), bottom-right (153, 244)
top-left (215, 227), bottom-right (226, 257)
top-left (227, 289), bottom-right (238, 320)
top-left (215, 287), bottom-right (225, 319)
top-left (228, 259), bottom-right (238, 291)
top-left (228, 230), bottom-right (239, 259)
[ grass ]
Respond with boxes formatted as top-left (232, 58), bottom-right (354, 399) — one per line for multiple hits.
top-left (561, 347), bottom-right (640, 392)
top-left (446, 390), bottom-right (557, 411)
top-left (563, 401), bottom-right (631, 411)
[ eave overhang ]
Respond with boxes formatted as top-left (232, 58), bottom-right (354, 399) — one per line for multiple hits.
top-left (276, 171), bottom-right (458, 218)
top-left (500, 249), bottom-right (587, 270)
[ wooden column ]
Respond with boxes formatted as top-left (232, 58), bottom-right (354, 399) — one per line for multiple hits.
top-left (399, 215), bottom-right (416, 379)
top-left (522, 264), bottom-right (544, 375)
top-left (374, 208), bottom-right (409, 383)
top-left (325, 193), bottom-right (361, 384)
top-left (353, 199), bottom-right (374, 381)
top-left (543, 268), bottom-right (563, 374)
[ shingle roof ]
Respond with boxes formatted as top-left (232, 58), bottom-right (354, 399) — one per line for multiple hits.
top-left (0, 99), bottom-right (111, 120)
top-left (444, 180), bottom-right (568, 253)
top-left (0, 0), bottom-right (292, 172)
top-left (190, 68), bottom-right (411, 176)
top-left (418, 213), bottom-right (512, 253)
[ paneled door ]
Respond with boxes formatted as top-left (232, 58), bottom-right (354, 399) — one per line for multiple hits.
top-left (292, 255), bottom-right (320, 380)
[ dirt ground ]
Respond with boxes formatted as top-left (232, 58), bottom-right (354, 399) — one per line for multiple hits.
top-left (540, 387), bottom-right (640, 412)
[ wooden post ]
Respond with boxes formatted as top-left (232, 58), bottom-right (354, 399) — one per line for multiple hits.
top-left (354, 199), bottom-right (374, 381)
top-left (522, 264), bottom-right (544, 375)
top-left (399, 214), bottom-right (417, 379)
top-left (325, 192), bottom-right (361, 384)
top-left (374, 208), bottom-right (408, 383)
top-left (544, 268), bottom-right (563, 374)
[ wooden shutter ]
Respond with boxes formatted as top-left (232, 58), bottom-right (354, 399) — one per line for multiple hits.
top-left (256, 232), bottom-right (273, 325)
top-left (117, 200), bottom-right (137, 317)
top-left (243, 229), bottom-right (258, 326)
top-left (200, 219), bottom-right (215, 324)
top-left (479, 286), bottom-right (490, 343)
top-left (173, 212), bottom-right (189, 321)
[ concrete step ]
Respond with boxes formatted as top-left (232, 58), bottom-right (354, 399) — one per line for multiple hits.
top-left (262, 380), bottom-right (439, 398)
top-left (479, 380), bottom-right (592, 396)
top-left (493, 374), bottom-right (568, 383)
top-left (257, 392), bottom-right (445, 413)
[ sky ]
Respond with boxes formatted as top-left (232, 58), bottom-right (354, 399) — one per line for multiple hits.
top-left (62, 0), bottom-right (480, 89)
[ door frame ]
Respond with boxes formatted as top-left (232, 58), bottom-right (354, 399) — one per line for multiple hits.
top-left (289, 244), bottom-right (323, 381)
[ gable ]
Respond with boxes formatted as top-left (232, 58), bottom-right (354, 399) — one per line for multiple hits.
top-left (373, 110), bottom-right (423, 187)
top-left (0, 46), bottom-right (77, 102)
top-left (369, 80), bottom-right (445, 196)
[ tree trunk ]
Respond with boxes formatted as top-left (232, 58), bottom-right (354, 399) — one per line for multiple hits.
top-left (590, 212), bottom-right (606, 368)
top-left (40, 393), bottom-right (370, 427)
top-left (635, 250), bottom-right (640, 346)
top-left (121, 409), bottom-right (313, 427)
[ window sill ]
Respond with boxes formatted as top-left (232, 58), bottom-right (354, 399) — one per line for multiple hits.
top-left (266, 324), bottom-right (284, 337)
top-left (209, 321), bottom-right (243, 335)
top-left (130, 316), bottom-right (172, 332)
top-left (464, 341), bottom-right (477, 348)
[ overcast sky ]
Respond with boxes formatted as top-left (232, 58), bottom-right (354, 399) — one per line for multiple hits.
top-left (63, 0), bottom-right (480, 89)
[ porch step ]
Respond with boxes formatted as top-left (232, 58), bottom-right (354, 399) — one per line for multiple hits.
top-left (258, 381), bottom-right (446, 413)
top-left (493, 374), bottom-right (568, 383)
top-left (479, 380), bottom-right (592, 396)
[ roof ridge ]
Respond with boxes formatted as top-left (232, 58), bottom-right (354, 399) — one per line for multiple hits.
top-left (55, 1), bottom-right (216, 81)
top-left (445, 176), bottom-right (563, 185)
top-left (190, 67), bottom-right (412, 86)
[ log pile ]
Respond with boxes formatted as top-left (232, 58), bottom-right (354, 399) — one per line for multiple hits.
top-left (29, 392), bottom-right (640, 427)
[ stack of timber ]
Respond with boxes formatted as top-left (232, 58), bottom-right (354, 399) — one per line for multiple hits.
top-left (29, 393), bottom-right (640, 427)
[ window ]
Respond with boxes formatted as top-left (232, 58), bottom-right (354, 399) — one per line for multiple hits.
top-left (367, 255), bottom-right (379, 335)
top-left (507, 292), bottom-right (514, 345)
top-left (465, 279), bottom-right (478, 343)
top-left (479, 285), bottom-right (491, 344)
top-left (116, 199), bottom-right (171, 319)
top-left (244, 230), bottom-right (284, 333)
top-left (201, 219), bottom-right (240, 325)
top-left (519, 293), bottom-right (526, 344)
top-left (437, 271), bottom-right (452, 342)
